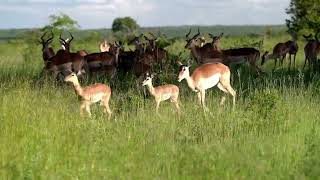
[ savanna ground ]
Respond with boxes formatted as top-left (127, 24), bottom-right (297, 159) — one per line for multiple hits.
top-left (1, 26), bottom-right (320, 179)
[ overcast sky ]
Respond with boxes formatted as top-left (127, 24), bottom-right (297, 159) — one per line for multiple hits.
top-left (0, 0), bottom-right (290, 29)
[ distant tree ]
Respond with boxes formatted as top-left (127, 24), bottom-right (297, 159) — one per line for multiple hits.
top-left (286, 0), bottom-right (320, 35)
top-left (111, 17), bottom-right (139, 33)
top-left (42, 13), bottom-right (80, 32)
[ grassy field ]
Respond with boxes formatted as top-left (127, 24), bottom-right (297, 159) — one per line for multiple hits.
top-left (1, 29), bottom-right (320, 179)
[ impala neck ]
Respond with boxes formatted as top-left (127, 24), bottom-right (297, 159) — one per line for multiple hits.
top-left (146, 83), bottom-right (156, 96)
top-left (71, 80), bottom-right (83, 96)
top-left (185, 76), bottom-right (196, 91)
top-left (190, 45), bottom-right (201, 64)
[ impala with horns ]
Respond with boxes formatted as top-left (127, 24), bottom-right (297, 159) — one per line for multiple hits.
top-left (177, 61), bottom-right (236, 111)
top-left (186, 29), bottom-right (262, 74)
top-left (64, 72), bottom-right (112, 118)
top-left (39, 31), bottom-right (55, 61)
top-left (144, 32), bottom-right (167, 67)
top-left (45, 31), bottom-right (86, 78)
top-left (142, 72), bottom-right (180, 114)
top-left (261, 40), bottom-right (298, 70)
top-left (83, 42), bottom-right (121, 78)
top-left (303, 33), bottom-right (320, 70)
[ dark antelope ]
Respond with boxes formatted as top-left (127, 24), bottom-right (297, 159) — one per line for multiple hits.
top-left (303, 33), bottom-right (320, 70)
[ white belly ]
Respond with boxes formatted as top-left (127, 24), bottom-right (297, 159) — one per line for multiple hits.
top-left (199, 74), bottom-right (220, 90)
top-left (86, 93), bottom-right (105, 103)
top-left (160, 93), bottom-right (171, 101)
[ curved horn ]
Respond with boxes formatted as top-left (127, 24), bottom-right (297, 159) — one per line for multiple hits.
top-left (40, 31), bottom-right (48, 42)
top-left (197, 27), bottom-right (200, 34)
top-left (47, 31), bottom-right (54, 42)
top-left (59, 32), bottom-right (65, 43)
top-left (185, 28), bottom-right (191, 39)
top-left (68, 31), bottom-right (74, 43)
top-left (303, 34), bottom-right (312, 40)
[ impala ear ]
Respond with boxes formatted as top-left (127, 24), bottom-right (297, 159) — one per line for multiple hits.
top-left (187, 60), bottom-right (192, 67)
top-left (177, 61), bottom-right (183, 66)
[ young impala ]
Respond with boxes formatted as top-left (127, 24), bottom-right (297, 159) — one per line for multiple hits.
top-left (64, 72), bottom-right (112, 118)
top-left (177, 61), bottom-right (236, 111)
top-left (142, 73), bottom-right (180, 114)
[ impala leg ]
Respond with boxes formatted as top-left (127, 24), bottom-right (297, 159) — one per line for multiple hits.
top-left (80, 101), bottom-right (86, 117)
top-left (303, 57), bottom-right (307, 70)
top-left (171, 94), bottom-right (180, 114)
top-left (85, 103), bottom-right (92, 118)
top-left (200, 90), bottom-right (208, 111)
top-left (281, 55), bottom-right (286, 67)
top-left (288, 55), bottom-right (291, 71)
top-left (217, 83), bottom-right (228, 106)
top-left (273, 59), bottom-right (277, 70)
top-left (197, 91), bottom-right (202, 105)
top-left (293, 54), bottom-right (296, 70)
top-left (155, 99), bottom-right (160, 115)
top-left (102, 95), bottom-right (112, 119)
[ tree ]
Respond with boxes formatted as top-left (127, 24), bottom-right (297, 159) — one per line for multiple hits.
top-left (42, 13), bottom-right (80, 32)
top-left (286, 0), bottom-right (320, 35)
top-left (111, 17), bottom-right (139, 33)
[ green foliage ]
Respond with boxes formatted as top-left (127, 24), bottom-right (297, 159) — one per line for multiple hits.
top-left (286, 0), bottom-right (320, 35)
top-left (111, 17), bottom-right (139, 33)
top-left (42, 13), bottom-right (80, 32)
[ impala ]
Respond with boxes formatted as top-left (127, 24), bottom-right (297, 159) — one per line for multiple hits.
top-left (303, 33), bottom-right (320, 70)
top-left (186, 29), bottom-right (261, 74)
top-left (64, 72), bottom-right (112, 118)
top-left (261, 40), bottom-right (298, 70)
top-left (39, 31), bottom-right (55, 61)
top-left (177, 61), bottom-right (236, 111)
top-left (83, 42), bottom-right (121, 78)
top-left (46, 32), bottom-right (86, 78)
top-left (142, 73), bottom-right (180, 114)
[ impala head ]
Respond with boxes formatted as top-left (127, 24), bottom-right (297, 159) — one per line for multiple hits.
top-left (261, 51), bottom-right (269, 66)
top-left (39, 31), bottom-right (54, 51)
top-left (59, 31), bottom-right (74, 51)
top-left (209, 32), bottom-right (223, 48)
top-left (185, 28), bottom-right (200, 49)
top-left (177, 61), bottom-right (191, 82)
top-left (142, 72), bottom-right (155, 86)
top-left (64, 72), bottom-right (79, 84)
top-left (144, 32), bottom-right (157, 50)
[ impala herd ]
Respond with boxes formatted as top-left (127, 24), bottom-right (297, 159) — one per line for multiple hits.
top-left (38, 29), bottom-right (320, 118)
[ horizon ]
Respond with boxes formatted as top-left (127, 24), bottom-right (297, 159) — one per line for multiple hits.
top-left (0, 0), bottom-right (290, 29)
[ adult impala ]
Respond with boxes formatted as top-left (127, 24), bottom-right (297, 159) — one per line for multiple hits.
top-left (177, 61), bottom-right (236, 111)
top-left (303, 33), bottom-right (320, 70)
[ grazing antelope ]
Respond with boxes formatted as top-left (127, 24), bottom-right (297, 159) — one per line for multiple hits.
top-left (303, 33), bottom-right (320, 70)
top-left (39, 31), bottom-right (55, 61)
top-left (142, 73), bottom-right (180, 114)
top-left (99, 40), bottom-right (110, 52)
top-left (64, 72), bottom-right (112, 118)
top-left (261, 40), bottom-right (298, 70)
top-left (177, 61), bottom-right (236, 111)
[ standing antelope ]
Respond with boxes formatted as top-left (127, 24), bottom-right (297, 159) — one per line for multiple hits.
top-left (177, 61), bottom-right (236, 111)
top-left (64, 72), bottom-right (112, 118)
top-left (142, 73), bottom-right (180, 114)
top-left (303, 33), bottom-right (320, 70)
top-left (39, 31), bottom-right (55, 61)
top-left (261, 40), bottom-right (298, 70)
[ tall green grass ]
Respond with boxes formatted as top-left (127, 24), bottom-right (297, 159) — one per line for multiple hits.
top-left (1, 35), bottom-right (320, 179)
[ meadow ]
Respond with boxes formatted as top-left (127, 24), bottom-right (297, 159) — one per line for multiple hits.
top-left (1, 26), bottom-right (320, 179)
